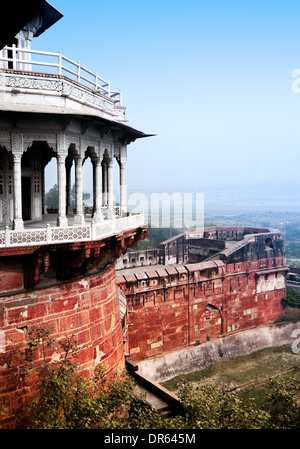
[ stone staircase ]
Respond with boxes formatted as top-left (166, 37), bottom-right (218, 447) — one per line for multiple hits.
top-left (126, 359), bottom-right (183, 419)
top-left (134, 382), bottom-right (175, 418)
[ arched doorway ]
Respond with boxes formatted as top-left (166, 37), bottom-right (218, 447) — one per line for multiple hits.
top-left (82, 148), bottom-right (94, 217)
top-left (21, 141), bottom-right (56, 222)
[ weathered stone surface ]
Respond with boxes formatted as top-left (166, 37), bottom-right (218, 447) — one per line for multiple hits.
top-left (136, 322), bottom-right (300, 382)
top-left (117, 227), bottom-right (288, 362)
top-left (0, 262), bottom-right (123, 427)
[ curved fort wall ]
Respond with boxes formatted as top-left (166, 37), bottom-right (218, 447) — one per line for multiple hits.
top-left (117, 227), bottom-right (288, 362)
top-left (0, 225), bottom-right (147, 427)
top-left (0, 264), bottom-right (123, 427)
top-left (0, 263), bottom-right (123, 374)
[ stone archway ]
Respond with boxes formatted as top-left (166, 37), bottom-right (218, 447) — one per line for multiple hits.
top-left (202, 303), bottom-right (223, 340)
top-left (21, 141), bottom-right (56, 222)
top-left (83, 147), bottom-right (97, 217)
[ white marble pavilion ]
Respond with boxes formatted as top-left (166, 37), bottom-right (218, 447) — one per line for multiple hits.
top-left (0, 2), bottom-right (148, 248)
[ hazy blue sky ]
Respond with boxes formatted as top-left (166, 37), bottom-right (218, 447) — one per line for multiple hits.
top-left (34, 0), bottom-right (300, 196)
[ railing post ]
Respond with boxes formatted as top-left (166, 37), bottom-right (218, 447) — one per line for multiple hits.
top-left (91, 221), bottom-right (96, 240)
top-left (77, 62), bottom-right (81, 82)
top-left (94, 72), bottom-right (98, 90)
top-left (58, 51), bottom-right (62, 75)
top-left (5, 227), bottom-right (10, 247)
top-left (12, 44), bottom-right (17, 70)
top-left (46, 223), bottom-right (51, 243)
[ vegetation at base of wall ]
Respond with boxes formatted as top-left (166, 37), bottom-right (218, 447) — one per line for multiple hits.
top-left (162, 345), bottom-right (300, 429)
top-left (281, 287), bottom-right (300, 308)
top-left (1, 324), bottom-right (164, 429)
top-left (276, 287), bottom-right (300, 323)
top-left (3, 325), bottom-right (300, 429)
top-left (165, 375), bottom-right (300, 429)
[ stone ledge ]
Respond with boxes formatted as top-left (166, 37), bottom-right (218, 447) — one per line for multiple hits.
top-left (136, 321), bottom-right (300, 382)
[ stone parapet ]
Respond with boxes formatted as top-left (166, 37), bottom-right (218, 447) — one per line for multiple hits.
top-left (0, 212), bottom-right (145, 250)
top-left (0, 69), bottom-right (126, 122)
top-left (117, 227), bottom-right (288, 361)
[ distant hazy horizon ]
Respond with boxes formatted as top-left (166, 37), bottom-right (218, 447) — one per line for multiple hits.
top-left (40, 1), bottom-right (300, 217)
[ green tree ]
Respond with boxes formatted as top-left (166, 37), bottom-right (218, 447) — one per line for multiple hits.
top-left (70, 183), bottom-right (91, 207)
top-left (281, 287), bottom-right (300, 308)
top-left (135, 226), bottom-right (183, 250)
top-left (166, 383), bottom-right (271, 429)
top-left (45, 184), bottom-right (91, 210)
top-left (7, 324), bottom-right (300, 429)
top-left (264, 376), bottom-right (300, 429)
top-left (20, 324), bottom-right (163, 429)
top-left (45, 183), bottom-right (58, 209)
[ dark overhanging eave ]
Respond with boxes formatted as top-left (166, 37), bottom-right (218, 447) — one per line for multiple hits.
top-left (0, 110), bottom-right (155, 144)
top-left (34, 2), bottom-right (63, 37)
top-left (0, 1), bottom-right (63, 49)
top-left (66, 113), bottom-right (155, 143)
top-left (0, 1), bottom-right (46, 49)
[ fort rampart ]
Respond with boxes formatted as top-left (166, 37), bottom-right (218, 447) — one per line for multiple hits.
top-left (0, 225), bottom-right (147, 427)
top-left (117, 227), bottom-right (288, 361)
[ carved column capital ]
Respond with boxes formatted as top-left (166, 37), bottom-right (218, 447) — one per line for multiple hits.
top-left (12, 153), bottom-right (22, 163)
top-left (91, 156), bottom-right (101, 167)
top-left (57, 153), bottom-right (67, 164)
top-left (11, 131), bottom-right (24, 154)
top-left (74, 155), bottom-right (83, 165)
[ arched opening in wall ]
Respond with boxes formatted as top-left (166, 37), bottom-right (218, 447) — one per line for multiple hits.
top-left (265, 237), bottom-right (274, 249)
top-left (265, 237), bottom-right (275, 258)
top-left (202, 303), bottom-right (223, 340)
top-left (113, 160), bottom-right (119, 210)
top-left (42, 144), bottom-right (58, 215)
top-left (65, 149), bottom-right (75, 215)
top-left (82, 149), bottom-right (94, 216)
top-left (21, 142), bottom-right (50, 222)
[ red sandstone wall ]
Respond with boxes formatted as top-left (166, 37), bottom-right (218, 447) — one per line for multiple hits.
top-left (0, 263), bottom-right (124, 427)
top-left (117, 257), bottom-right (286, 361)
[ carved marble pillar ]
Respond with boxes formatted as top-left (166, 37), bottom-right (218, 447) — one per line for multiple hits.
top-left (102, 159), bottom-right (108, 207)
top-left (92, 157), bottom-right (103, 222)
top-left (12, 154), bottom-right (23, 230)
top-left (118, 159), bottom-right (127, 217)
top-left (74, 155), bottom-right (85, 224)
top-left (66, 158), bottom-right (73, 215)
top-left (42, 165), bottom-right (47, 215)
top-left (107, 158), bottom-right (114, 219)
top-left (56, 154), bottom-right (68, 227)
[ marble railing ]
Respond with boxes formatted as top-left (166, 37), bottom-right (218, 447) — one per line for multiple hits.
top-left (0, 212), bottom-right (145, 248)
